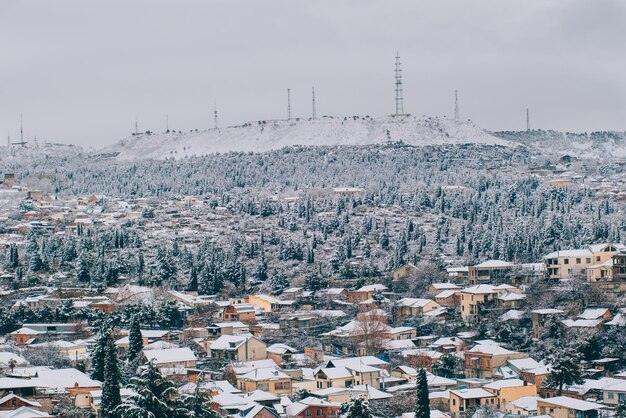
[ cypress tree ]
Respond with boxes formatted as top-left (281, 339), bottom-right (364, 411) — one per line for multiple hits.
top-left (101, 334), bottom-right (121, 417)
top-left (415, 368), bottom-right (430, 418)
top-left (90, 330), bottom-right (108, 382)
top-left (127, 316), bottom-right (143, 365)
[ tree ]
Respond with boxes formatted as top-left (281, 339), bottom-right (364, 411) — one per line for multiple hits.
top-left (432, 353), bottom-right (457, 378)
top-left (90, 329), bottom-right (110, 381)
top-left (546, 347), bottom-right (584, 395)
top-left (184, 375), bottom-right (220, 418)
top-left (116, 361), bottom-right (188, 418)
top-left (415, 368), bottom-right (430, 418)
top-left (127, 316), bottom-right (143, 366)
top-left (343, 397), bottom-right (372, 418)
top-left (615, 400), bottom-right (626, 418)
top-left (349, 309), bottom-right (389, 356)
top-left (101, 333), bottom-right (121, 417)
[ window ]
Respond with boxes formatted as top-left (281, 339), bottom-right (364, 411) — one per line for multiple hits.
top-left (608, 392), bottom-right (614, 399)
top-left (305, 410), bottom-right (312, 417)
top-left (576, 258), bottom-right (581, 264)
top-left (564, 259), bottom-right (569, 265)
top-left (596, 256), bottom-right (601, 262)
top-left (317, 409), bottom-right (323, 416)
top-left (587, 258), bottom-right (592, 263)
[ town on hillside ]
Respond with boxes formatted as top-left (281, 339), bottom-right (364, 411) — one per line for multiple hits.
top-left (0, 157), bottom-right (626, 418)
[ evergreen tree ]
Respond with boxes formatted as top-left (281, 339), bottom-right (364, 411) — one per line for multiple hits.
top-left (101, 334), bottom-right (121, 417)
top-left (546, 347), bottom-right (584, 395)
top-left (127, 316), bottom-right (143, 366)
top-left (415, 368), bottom-right (430, 418)
top-left (343, 397), bottom-right (372, 418)
top-left (116, 361), bottom-right (187, 418)
top-left (90, 329), bottom-right (109, 382)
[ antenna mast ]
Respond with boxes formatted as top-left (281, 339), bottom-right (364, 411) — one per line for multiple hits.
top-left (20, 113), bottom-right (23, 142)
top-left (166, 114), bottom-right (169, 132)
top-left (134, 118), bottom-right (138, 135)
top-left (394, 53), bottom-right (405, 116)
top-left (526, 108), bottom-right (530, 132)
top-left (454, 90), bottom-right (460, 122)
top-left (312, 87), bottom-right (316, 120)
top-left (287, 88), bottom-right (292, 120)
top-left (214, 104), bottom-right (218, 129)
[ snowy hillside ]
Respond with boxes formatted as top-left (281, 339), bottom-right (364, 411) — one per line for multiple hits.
top-left (493, 130), bottom-right (626, 160)
top-left (102, 115), bottom-right (511, 161)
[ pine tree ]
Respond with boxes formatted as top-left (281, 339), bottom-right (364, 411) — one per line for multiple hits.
top-left (415, 368), bottom-right (430, 418)
top-left (187, 265), bottom-right (198, 291)
top-left (101, 333), bottom-right (121, 417)
top-left (546, 347), bottom-right (583, 395)
top-left (127, 316), bottom-right (143, 366)
top-left (116, 361), bottom-right (186, 418)
top-left (344, 397), bottom-right (372, 418)
top-left (90, 329), bottom-right (109, 382)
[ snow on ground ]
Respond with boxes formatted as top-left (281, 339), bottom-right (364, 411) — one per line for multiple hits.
top-left (102, 115), bottom-right (511, 161)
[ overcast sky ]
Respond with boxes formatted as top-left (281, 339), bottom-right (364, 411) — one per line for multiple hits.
top-left (1, 0), bottom-right (625, 148)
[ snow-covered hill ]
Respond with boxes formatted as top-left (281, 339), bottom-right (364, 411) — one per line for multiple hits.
top-left (101, 115), bottom-right (511, 161)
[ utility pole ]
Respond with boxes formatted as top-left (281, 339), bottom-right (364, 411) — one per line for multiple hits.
top-left (287, 88), bottom-right (292, 120)
top-left (526, 108), bottom-right (530, 132)
top-left (312, 87), bottom-right (316, 120)
top-left (454, 90), bottom-right (460, 122)
top-left (394, 53), bottom-right (405, 116)
top-left (214, 104), bottom-right (218, 129)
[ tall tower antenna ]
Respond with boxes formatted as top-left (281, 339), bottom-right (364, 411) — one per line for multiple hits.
top-left (7, 132), bottom-right (10, 148)
top-left (394, 53), bottom-right (405, 116)
top-left (214, 104), bottom-right (218, 129)
top-left (20, 113), bottom-right (23, 142)
top-left (312, 87), bottom-right (316, 120)
top-left (526, 108), bottom-right (530, 132)
top-left (134, 118), bottom-right (138, 135)
top-left (454, 90), bottom-right (460, 122)
top-left (166, 114), bottom-right (169, 132)
top-left (287, 88), bottom-right (292, 120)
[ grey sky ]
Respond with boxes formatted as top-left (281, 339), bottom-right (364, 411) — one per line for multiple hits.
top-left (1, 0), bottom-right (625, 148)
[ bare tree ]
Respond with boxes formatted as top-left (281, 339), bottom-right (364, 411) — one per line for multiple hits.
top-left (349, 309), bottom-right (390, 355)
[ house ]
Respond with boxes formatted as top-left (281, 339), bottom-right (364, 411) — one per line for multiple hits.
top-left (395, 298), bottom-right (442, 319)
top-left (0, 393), bottom-right (43, 411)
top-left (237, 368), bottom-right (292, 395)
top-left (266, 344), bottom-right (298, 366)
top-left (210, 335), bottom-right (267, 362)
top-left (247, 294), bottom-right (291, 313)
top-left (602, 379), bottom-right (626, 406)
top-left (537, 396), bottom-right (606, 418)
top-left (207, 322), bottom-right (250, 339)
top-left (347, 284), bottom-right (388, 303)
top-left (223, 304), bottom-right (257, 324)
top-left (482, 379), bottom-right (537, 410)
top-left (543, 243), bottom-right (624, 281)
top-left (504, 396), bottom-right (540, 416)
top-left (464, 343), bottom-right (528, 379)
top-left (449, 388), bottom-right (497, 418)
top-left (10, 323), bottom-right (84, 345)
top-left (142, 347), bottom-right (197, 375)
top-left (610, 250), bottom-right (626, 293)
top-left (468, 260), bottom-right (515, 285)
top-left (238, 404), bottom-right (281, 418)
top-left (531, 309), bottom-right (565, 339)
top-left (285, 397), bottom-right (341, 418)
top-left (392, 263), bottom-right (419, 282)
top-left (459, 285), bottom-right (499, 323)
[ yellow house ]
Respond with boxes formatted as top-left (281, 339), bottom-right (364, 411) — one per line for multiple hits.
top-left (247, 294), bottom-right (291, 313)
top-left (459, 285), bottom-right (499, 322)
top-left (483, 379), bottom-right (537, 410)
top-left (543, 243), bottom-right (624, 281)
top-left (537, 396), bottom-right (606, 418)
top-left (395, 298), bottom-right (442, 319)
top-left (468, 260), bottom-right (515, 285)
top-left (449, 388), bottom-right (497, 418)
top-left (237, 368), bottom-right (292, 395)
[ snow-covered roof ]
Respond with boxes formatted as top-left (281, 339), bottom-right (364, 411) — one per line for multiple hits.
top-left (450, 388), bottom-right (495, 399)
top-left (508, 396), bottom-right (540, 411)
top-left (473, 260), bottom-right (514, 268)
top-left (578, 308), bottom-right (610, 320)
top-left (538, 396), bottom-right (606, 411)
top-left (143, 347), bottom-right (197, 364)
